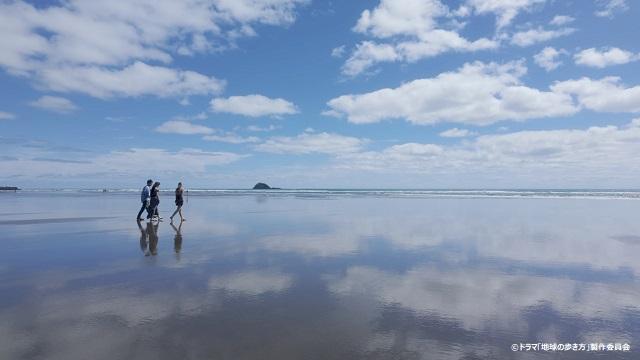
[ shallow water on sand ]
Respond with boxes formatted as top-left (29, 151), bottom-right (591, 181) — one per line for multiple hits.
top-left (1, 192), bottom-right (639, 359)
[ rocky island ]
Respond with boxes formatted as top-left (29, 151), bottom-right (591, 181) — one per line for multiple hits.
top-left (252, 182), bottom-right (280, 190)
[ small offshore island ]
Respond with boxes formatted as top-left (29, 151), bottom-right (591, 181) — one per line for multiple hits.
top-left (252, 182), bottom-right (281, 190)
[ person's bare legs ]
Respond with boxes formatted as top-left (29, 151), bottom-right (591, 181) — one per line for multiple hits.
top-left (179, 207), bottom-right (185, 221)
top-left (170, 206), bottom-right (181, 222)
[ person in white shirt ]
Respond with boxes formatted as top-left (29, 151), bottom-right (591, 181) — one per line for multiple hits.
top-left (137, 179), bottom-right (153, 221)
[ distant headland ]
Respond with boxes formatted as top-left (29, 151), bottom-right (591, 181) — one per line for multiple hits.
top-left (0, 186), bottom-right (19, 191)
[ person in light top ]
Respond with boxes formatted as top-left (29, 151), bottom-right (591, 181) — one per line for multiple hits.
top-left (137, 179), bottom-right (153, 221)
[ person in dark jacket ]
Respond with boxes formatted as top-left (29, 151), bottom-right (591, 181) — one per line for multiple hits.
top-left (147, 181), bottom-right (162, 221)
top-left (170, 182), bottom-right (186, 222)
top-left (137, 179), bottom-right (153, 220)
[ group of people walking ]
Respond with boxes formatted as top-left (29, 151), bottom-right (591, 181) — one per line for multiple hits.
top-left (136, 179), bottom-right (186, 223)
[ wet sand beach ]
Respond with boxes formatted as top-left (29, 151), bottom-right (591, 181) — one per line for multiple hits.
top-left (1, 191), bottom-right (639, 359)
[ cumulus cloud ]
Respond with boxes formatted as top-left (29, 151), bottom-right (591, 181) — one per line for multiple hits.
top-left (574, 47), bottom-right (638, 68)
top-left (210, 94), bottom-right (298, 117)
top-left (465, 0), bottom-right (547, 29)
top-left (0, 111), bottom-right (15, 120)
top-left (594, 0), bottom-right (628, 18)
top-left (28, 96), bottom-right (78, 113)
top-left (510, 26), bottom-right (575, 47)
top-left (327, 60), bottom-right (577, 125)
top-left (533, 46), bottom-right (567, 71)
top-left (549, 15), bottom-right (575, 26)
top-left (255, 132), bottom-right (366, 154)
top-left (39, 62), bottom-right (225, 99)
top-left (439, 128), bottom-right (476, 138)
top-left (342, 0), bottom-right (497, 76)
top-left (155, 120), bottom-right (215, 135)
top-left (552, 77), bottom-right (640, 112)
top-left (342, 42), bottom-right (400, 77)
top-left (354, 0), bottom-right (449, 38)
top-left (0, 0), bottom-right (307, 98)
top-left (337, 120), bottom-right (640, 181)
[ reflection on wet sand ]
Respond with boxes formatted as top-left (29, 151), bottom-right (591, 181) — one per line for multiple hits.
top-left (137, 219), bottom-right (160, 256)
top-left (0, 216), bottom-right (112, 225)
top-left (1, 195), bottom-right (639, 359)
top-left (171, 221), bottom-right (183, 260)
top-left (137, 220), bottom-right (147, 253)
top-left (147, 221), bottom-right (159, 256)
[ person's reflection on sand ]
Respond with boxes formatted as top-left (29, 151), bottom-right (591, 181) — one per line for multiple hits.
top-left (146, 221), bottom-right (159, 256)
top-left (137, 219), bottom-right (148, 254)
top-left (170, 221), bottom-right (183, 261)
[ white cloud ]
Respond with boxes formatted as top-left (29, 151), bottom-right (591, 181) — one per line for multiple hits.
top-left (246, 124), bottom-right (279, 132)
top-left (343, 0), bottom-right (497, 76)
top-left (203, 134), bottom-right (260, 144)
top-left (214, 0), bottom-right (308, 25)
top-left (155, 118), bottom-right (260, 144)
top-left (552, 77), bottom-right (640, 113)
top-left (533, 46), bottom-right (567, 71)
top-left (327, 60), bottom-right (577, 125)
top-left (155, 120), bottom-right (215, 135)
top-left (354, 0), bottom-right (449, 38)
top-left (594, 0), bottom-right (628, 18)
top-left (0, 111), bottom-right (15, 120)
top-left (28, 96), bottom-right (78, 113)
top-left (255, 132), bottom-right (366, 154)
top-left (38, 61), bottom-right (225, 99)
top-left (395, 32), bottom-right (497, 62)
top-left (192, 112), bottom-right (208, 120)
top-left (439, 128), bottom-right (476, 138)
top-left (169, 112), bottom-right (209, 122)
top-left (549, 15), bottom-right (575, 26)
top-left (574, 47), bottom-right (638, 68)
top-left (210, 94), bottom-right (298, 117)
top-left (342, 42), bottom-right (400, 77)
top-left (331, 45), bottom-right (346, 58)
top-left (465, 0), bottom-right (547, 29)
top-left (337, 120), bottom-right (640, 182)
top-left (510, 26), bottom-right (575, 47)
top-left (0, 0), bottom-right (307, 98)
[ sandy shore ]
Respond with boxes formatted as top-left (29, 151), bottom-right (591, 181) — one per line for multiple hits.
top-left (0, 192), bottom-right (638, 359)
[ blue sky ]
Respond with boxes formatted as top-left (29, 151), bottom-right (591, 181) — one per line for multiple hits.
top-left (0, 0), bottom-right (639, 188)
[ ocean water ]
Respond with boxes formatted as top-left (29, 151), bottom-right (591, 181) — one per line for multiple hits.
top-left (19, 188), bottom-right (640, 199)
top-left (0, 191), bottom-right (639, 359)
